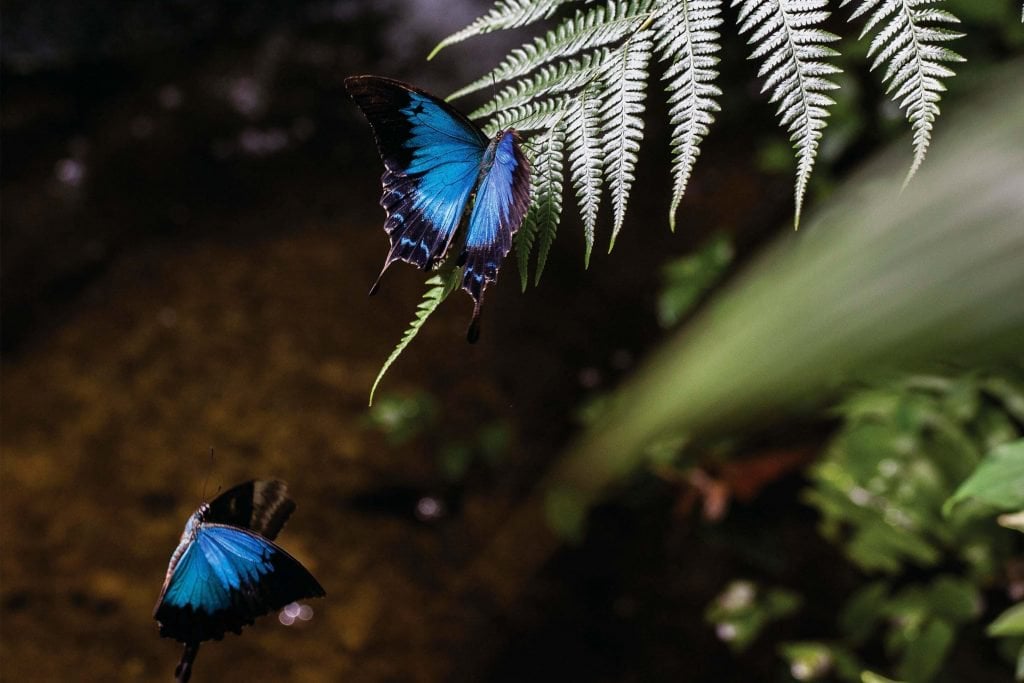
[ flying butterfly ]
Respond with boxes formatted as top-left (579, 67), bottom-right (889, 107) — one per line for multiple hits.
top-left (154, 480), bottom-right (325, 682)
top-left (345, 75), bottom-right (531, 342)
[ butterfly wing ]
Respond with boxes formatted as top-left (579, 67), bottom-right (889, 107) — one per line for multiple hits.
top-left (460, 130), bottom-right (531, 342)
top-left (345, 75), bottom-right (488, 288)
top-left (154, 524), bottom-right (325, 643)
top-left (205, 480), bottom-right (294, 541)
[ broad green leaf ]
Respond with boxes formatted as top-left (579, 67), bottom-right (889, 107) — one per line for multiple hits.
top-left (988, 603), bottom-right (1024, 638)
top-left (895, 618), bottom-right (954, 682)
top-left (861, 673), bottom-right (906, 683)
top-left (840, 582), bottom-right (890, 644)
top-left (945, 440), bottom-right (1024, 516)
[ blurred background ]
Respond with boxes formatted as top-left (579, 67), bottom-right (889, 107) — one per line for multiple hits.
top-left (2, 1), bottom-right (1022, 681)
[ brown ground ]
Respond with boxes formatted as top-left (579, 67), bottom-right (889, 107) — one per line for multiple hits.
top-left (0, 185), bottom-right (551, 681)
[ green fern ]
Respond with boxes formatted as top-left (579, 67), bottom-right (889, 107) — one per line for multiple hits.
top-left (431, 0), bottom-right (965, 272)
top-left (372, 0), bottom-right (971, 398)
top-left (369, 269), bottom-right (461, 406)
top-left (841, 0), bottom-right (965, 187)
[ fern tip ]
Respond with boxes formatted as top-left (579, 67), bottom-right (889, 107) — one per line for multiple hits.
top-left (426, 41), bottom-right (448, 61)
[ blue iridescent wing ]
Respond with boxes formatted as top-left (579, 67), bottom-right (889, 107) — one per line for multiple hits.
top-left (154, 524), bottom-right (324, 643)
top-left (205, 480), bottom-right (294, 541)
top-left (345, 76), bottom-right (488, 290)
top-left (460, 130), bottom-right (531, 342)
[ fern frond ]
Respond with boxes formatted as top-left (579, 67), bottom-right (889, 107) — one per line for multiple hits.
top-left (733, 0), bottom-right (841, 226)
top-left (518, 120), bottom-right (568, 288)
top-left (485, 94), bottom-right (577, 136)
top-left (428, 0), bottom-right (574, 60)
top-left (470, 48), bottom-right (615, 120)
top-left (600, 30), bottom-right (653, 250)
top-left (842, 0), bottom-right (965, 187)
top-left (655, 0), bottom-right (724, 231)
top-left (449, 0), bottom-right (655, 102)
top-left (369, 269), bottom-right (461, 405)
top-left (565, 88), bottom-right (606, 266)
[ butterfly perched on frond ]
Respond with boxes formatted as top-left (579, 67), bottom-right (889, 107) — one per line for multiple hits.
top-left (154, 480), bottom-right (325, 682)
top-left (345, 75), bottom-right (531, 342)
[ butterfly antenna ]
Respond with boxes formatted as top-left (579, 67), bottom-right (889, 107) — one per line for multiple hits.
top-left (201, 447), bottom-right (216, 502)
top-left (175, 642), bottom-right (200, 683)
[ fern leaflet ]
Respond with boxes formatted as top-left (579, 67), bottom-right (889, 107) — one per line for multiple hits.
top-left (600, 30), bottom-right (653, 249)
top-left (842, 0), bottom-right (965, 186)
top-left (517, 119), bottom-right (568, 288)
top-left (470, 49), bottom-right (614, 120)
top-left (733, 0), bottom-right (841, 226)
top-left (485, 94), bottom-right (577, 135)
top-left (565, 87), bottom-right (606, 266)
top-left (448, 0), bottom-right (655, 102)
top-left (655, 0), bottom-right (724, 231)
top-left (369, 269), bottom-right (461, 405)
top-left (428, 0), bottom-right (575, 60)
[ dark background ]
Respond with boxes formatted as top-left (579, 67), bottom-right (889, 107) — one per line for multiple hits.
top-left (2, 2), bottom-right (1014, 681)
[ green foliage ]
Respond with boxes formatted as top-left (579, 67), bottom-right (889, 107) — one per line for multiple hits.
top-left (539, 70), bottom-right (1024, 529)
top-left (544, 485), bottom-right (590, 543)
top-left (779, 641), bottom-right (862, 682)
top-left (879, 577), bottom-right (978, 682)
top-left (537, 76), bottom-right (1024, 678)
top-left (704, 580), bottom-right (802, 652)
top-left (717, 373), bottom-right (1020, 682)
top-left (365, 391), bottom-right (439, 444)
top-left (657, 232), bottom-right (733, 327)
top-left (439, 420), bottom-right (512, 481)
top-left (805, 373), bottom-right (1023, 577)
top-left (795, 374), bottom-right (1021, 682)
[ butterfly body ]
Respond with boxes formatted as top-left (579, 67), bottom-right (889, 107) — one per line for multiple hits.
top-left (154, 481), bottom-right (324, 680)
top-left (346, 76), bottom-right (531, 341)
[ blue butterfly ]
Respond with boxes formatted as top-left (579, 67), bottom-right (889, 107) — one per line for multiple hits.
top-left (345, 75), bottom-right (532, 342)
top-left (154, 480), bottom-right (325, 682)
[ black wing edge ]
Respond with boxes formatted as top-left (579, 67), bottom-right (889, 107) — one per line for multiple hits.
top-left (205, 480), bottom-right (295, 541)
top-left (154, 533), bottom-right (326, 644)
top-left (461, 131), bottom-right (532, 344)
top-left (343, 75), bottom-right (487, 164)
